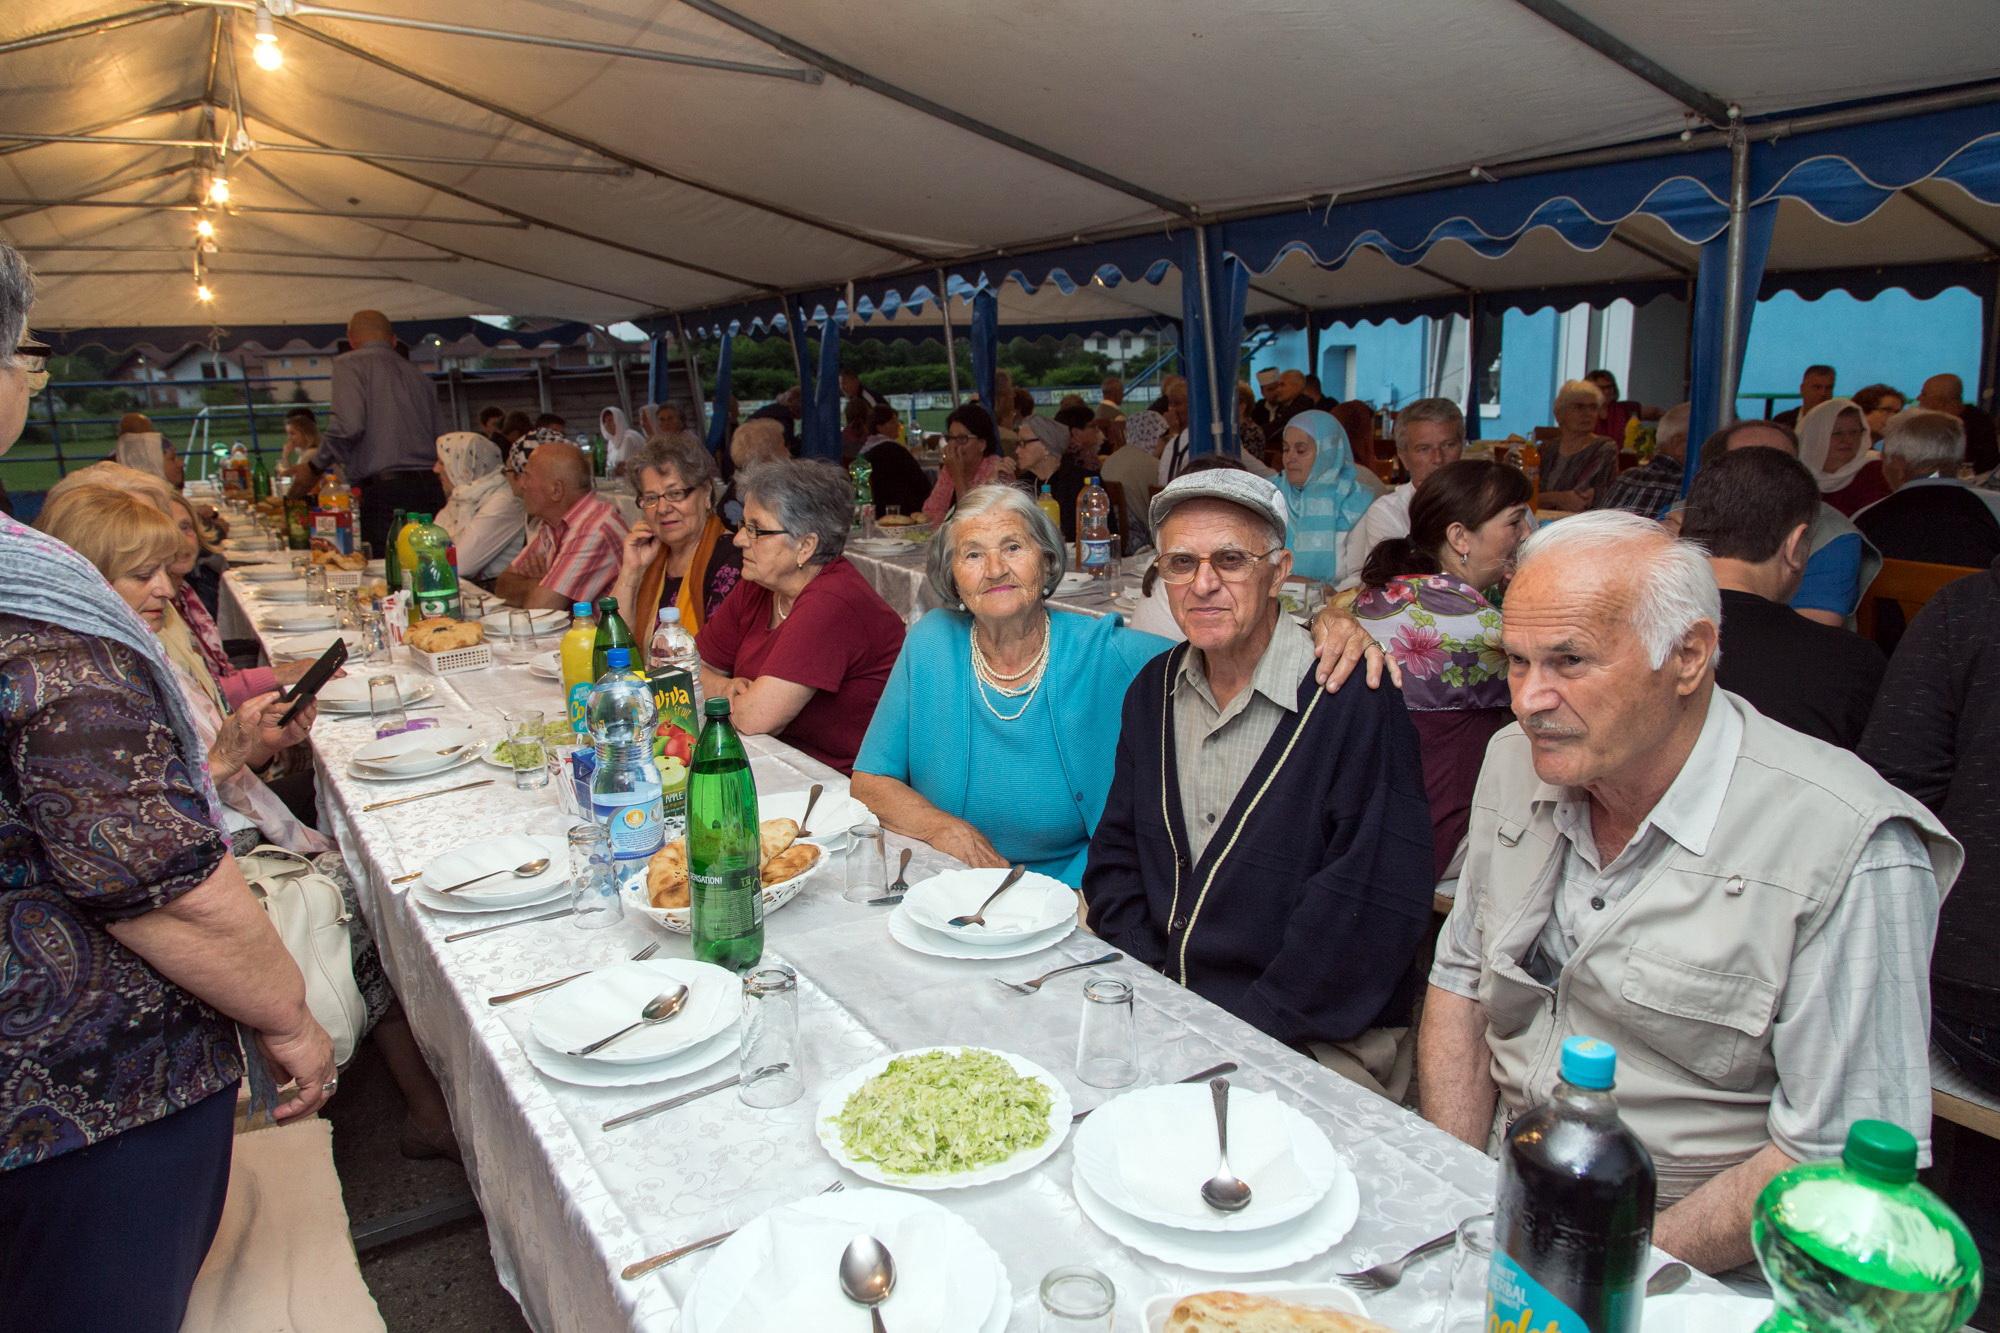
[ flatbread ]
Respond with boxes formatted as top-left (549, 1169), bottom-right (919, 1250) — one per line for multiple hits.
top-left (757, 817), bottom-right (800, 865)
top-left (760, 841), bottom-right (819, 886)
top-left (1164, 1292), bottom-right (1398, 1331)
top-left (646, 840), bottom-right (689, 909)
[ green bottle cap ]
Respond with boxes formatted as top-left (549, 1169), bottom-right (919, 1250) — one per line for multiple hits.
top-left (703, 697), bottom-right (731, 717)
top-left (1842, 1119), bottom-right (1918, 1184)
top-left (598, 595), bottom-right (618, 613)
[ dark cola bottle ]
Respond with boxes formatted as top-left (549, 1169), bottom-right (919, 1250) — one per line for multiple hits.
top-left (1488, 1036), bottom-right (1656, 1333)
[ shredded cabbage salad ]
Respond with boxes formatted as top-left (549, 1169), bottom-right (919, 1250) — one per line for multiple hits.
top-left (832, 1049), bottom-right (1052, 1176)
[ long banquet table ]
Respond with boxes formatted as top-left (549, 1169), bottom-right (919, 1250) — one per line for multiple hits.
top-left (221, 568), bottom-right (1720, 1330)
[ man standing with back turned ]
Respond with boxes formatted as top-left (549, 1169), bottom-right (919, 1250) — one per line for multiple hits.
top-left (287, 309), bottom-right (446, 551)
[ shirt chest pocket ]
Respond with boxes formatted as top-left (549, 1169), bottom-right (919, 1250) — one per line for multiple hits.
top-left (1617, 946), bottom-right (1779, 1091)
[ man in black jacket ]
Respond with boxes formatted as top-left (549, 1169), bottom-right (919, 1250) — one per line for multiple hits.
top-left (1083, 470), bottom-right (1433, 1098)
top-left (1682, 447), bottom-right (1885, 749)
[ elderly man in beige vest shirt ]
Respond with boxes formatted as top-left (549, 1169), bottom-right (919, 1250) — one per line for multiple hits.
top-left (1418, 511), bottom-right (1960, 1276)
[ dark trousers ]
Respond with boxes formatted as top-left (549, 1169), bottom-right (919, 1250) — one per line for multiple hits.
top-left (358, 468), bottom-right (447, 553)
top-left (0, 1082), bottom-right (238, 1333)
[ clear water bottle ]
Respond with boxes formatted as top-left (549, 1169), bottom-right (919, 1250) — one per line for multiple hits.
top-left (649, 607), bottom-right (704, 713)
top-left (1753, 1119), bottom-right (1982, 1332)
top-left (1078, 476), bottom-right (1114, 580)
top-left (586, 647), bottom-right (666, 880)
top-left (1490, 1036), bottom-right (1655, 1333)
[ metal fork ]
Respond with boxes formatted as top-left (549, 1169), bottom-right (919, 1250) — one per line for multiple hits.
top-left (622, 1181), bottom-right (845, 1280)
top-left (993, 951), bottom-right (1120, 995)
top-left (487, 942), bottom-right (660, 1006)
top-left (1333, 1227), bottom-right (1458, 1290)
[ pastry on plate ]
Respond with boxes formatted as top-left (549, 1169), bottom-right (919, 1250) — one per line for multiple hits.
top-left (1164, 1291), bottom-right (1398, 1332)
top-left (646, 841), bottom-right (690, 909)
top-left (759, 841), bottom-right (819, 886)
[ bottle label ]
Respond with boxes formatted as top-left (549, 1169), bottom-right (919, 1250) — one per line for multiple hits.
top-left (566, 681), bottom-right (593, 735)
top-left (647, 666), bottom-right (698, 836)
top-left (416, 591), bottom-right (460, 620)
top-left (1487, 1250), bottom-right (1591, 1333)
top-left (691, 866), bottom-right (763, 935)
top-left (1081, 538), bottom-right (1113, 572)
top-left (591, 789), bottom-right (664, 860)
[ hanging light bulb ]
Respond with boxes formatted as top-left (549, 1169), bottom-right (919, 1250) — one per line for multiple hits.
top-left (252, 6), bottom-right (283, 70)
top-left (207, 174), bottom-right (231, 205)
top-left (194, 217), bottom-right (216, 240)
top-left (196, 282), bottom-right (215, 303)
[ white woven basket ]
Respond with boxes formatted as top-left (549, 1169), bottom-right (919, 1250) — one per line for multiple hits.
top-left (407, 641), bottom-right (493, 677)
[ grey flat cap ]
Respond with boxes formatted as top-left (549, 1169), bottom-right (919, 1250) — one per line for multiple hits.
top-left (1149, 468), bottom-right (1291, 538)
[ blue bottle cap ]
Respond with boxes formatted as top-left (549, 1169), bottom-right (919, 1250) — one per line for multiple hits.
top-left (606, 647), bottom-right (632, 670)
top-left (1560, 1036), bottom-right (1617, 1090)
top-left (572, 601), bottom-right (592, 617)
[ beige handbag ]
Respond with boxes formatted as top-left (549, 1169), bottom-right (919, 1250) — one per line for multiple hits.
top-left (238, 846), bottom-right (367, 1067)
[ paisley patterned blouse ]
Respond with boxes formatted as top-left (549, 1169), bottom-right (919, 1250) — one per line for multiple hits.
top-left (0, 617), bottom-right (239, 1171)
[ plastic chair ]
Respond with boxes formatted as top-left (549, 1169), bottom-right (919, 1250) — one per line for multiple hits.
top-left (1855, 558), bottom-right (1981, 642)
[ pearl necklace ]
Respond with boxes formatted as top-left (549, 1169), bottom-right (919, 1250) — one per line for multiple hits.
top-left (971, 616), bottom-right (1050, 722)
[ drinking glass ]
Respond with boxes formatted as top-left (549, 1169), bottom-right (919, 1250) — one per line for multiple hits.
top-left (1435, 1213), bottom-right (1496, 1333)
top-left (842, 825), bottom-right (888, 903)
top-left (1038, 1266), bottom-right (1115, 1331)
top-left (505, 708), bottom-right (551, 790)
top-left (1076, 977), bottom-right (1138, 1088)
top-left (566, 823), bottom-right (623, 929)
top-left (303, 564), bottom-right (329, 605)
top-left (356, 605), bottom-right (390, 665)
top-left (289, 552), bottom-right (312, 578)
top-left (549, 743), bottom-right (588, 819)
top-left (367, 674), bottom-right (408, 737)
top-left (331, 587), bottom-right (357, 630)
top-left (504, 606), bottom-right (534, 657)
top-left (738, 966), bottom-right (803, 1108)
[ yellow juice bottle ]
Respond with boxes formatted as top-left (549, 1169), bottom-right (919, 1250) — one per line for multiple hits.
top-left (559, 601), bottom-right (599, 736)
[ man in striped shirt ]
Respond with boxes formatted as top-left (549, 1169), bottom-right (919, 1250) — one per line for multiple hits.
top-left (494, 442), bottom-right (628, 610)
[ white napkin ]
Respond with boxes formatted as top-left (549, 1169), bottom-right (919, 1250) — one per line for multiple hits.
top-left (1111, 1089), bottom-right (1311, 1224)
top-left (694, 1203), bottom-right (977, 1332)
top-left (903, 871), bottom-right (1075, 938)
top-left (531, 962), bottom-right (729, 1061)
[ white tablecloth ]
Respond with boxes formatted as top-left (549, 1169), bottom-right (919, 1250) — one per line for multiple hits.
top-left (220, 572), bottom-right (1720, 1331)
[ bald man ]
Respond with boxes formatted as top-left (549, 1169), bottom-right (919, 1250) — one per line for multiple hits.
top-left (1917, 372), bottom-right (1999, 475)
top-left (287, 309), bottom-right (446, 549)
top-left (495, 442), bottom-right (629, 610)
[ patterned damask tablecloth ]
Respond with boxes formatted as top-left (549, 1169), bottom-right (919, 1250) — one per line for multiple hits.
top-left (219, 572), bottom-right (1719, 1331)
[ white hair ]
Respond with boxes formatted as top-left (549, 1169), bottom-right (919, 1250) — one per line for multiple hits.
top-left (1553, 378), bottom-right (1604, 414)
top-left (1882, 408), bottom-right (1965, 475)
top-left (1514, 511), bottom-right (1720, 670)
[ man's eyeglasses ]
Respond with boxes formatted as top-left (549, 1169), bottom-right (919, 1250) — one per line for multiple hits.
top-left (738, 520), bottom-right (792, 541)
top-left (1156, 546), bottom-right (1281, 584)
top-left (638, 484), bottom-right (701, 508)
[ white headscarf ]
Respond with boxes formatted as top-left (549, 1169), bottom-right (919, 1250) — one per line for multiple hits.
top-left (113, 431), bottom-right (169, 477)
top-left (434, 431), bottom-right (507, 534)
top-left (1797, 397), bottom-right (1874, 493)
top-left (601, 406), bottom-right (646, 475)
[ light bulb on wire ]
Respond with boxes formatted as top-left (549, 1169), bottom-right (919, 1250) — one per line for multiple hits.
top-left (207, 174), bottom-right (230, 205)
top-left (252, 5), bottom-right (283, 70)
top-left (194, 217), bottom-right (216, 240)
top-left (196, 282), bottom-right (215, 303)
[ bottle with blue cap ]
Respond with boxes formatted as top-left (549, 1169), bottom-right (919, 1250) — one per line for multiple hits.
top-left (1489, 1036), bottom-right (1656, 1333)
top-left (586, 646), bottom-right (665, 876)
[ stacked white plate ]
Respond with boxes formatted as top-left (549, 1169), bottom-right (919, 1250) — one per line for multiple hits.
top-left (1070, 1082), bottom-right (1358, 1273)
top-left (250, 579), bottom-right (313, 603)
top-left (522, 957), bottom-right (739, 1088)
top-left (347, 724), bottom-right (479, 780)
top-left (760, 786), bottom-right (876, 852)
top-left (887, 868), bottom-right (1078, 960)
top-left (847, 536), bottom-right (914, 557)
top-left (526, 649), bottom-right (562, 680)
top-left (237, 563), bottom-right (299, 582)
top-left (261, 607), bottom-right (340, 634)
top-left (480, 607), bottom-right (569, 640)
top-left (410, 832), bottom-right (571, 915)
top-left (679, 1187), bottom-right (1009, 1333)
top-left (317, 675), bottom-right (434, 715)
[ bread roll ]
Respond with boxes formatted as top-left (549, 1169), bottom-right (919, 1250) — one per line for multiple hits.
top-left (1162, 1291), bottom-right (1398, 1332)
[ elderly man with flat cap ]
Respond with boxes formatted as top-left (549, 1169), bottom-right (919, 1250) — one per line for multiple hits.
top-left (1084, 470), bottom-right (1435, 1098)
top-left (286, 308), bottom-right (447, 550)
top-left (1418, 510), bottom-right (1960, 1274)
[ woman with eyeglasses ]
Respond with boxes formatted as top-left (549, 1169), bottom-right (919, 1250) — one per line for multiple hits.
top-left (921, 402), bottom-right (1012, 525)
top-left (431, 431), bottom-right (528, 581)
top-left (695, 459), bottom-right (903, 774)
top-left (608, 433), bottom-right (741, 634)
top-left (853, 482), bottom-right (1393, 885)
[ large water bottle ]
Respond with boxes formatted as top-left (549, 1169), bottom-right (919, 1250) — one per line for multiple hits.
top-left (1752, 1119), bottom-right (1982, 1332)
top-left (586, 647), bottom-right (666, 878)
top-left (1490, 1036), bottom-right (1655, 1333)
top-left (1078, 475), bottom-right (1114, 580)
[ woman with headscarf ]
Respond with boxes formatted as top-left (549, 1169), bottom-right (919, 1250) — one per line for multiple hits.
top-left (637, 402), bottom-right (661, 438)
top-left (432, 431), bottom-right (528, 580)
top-left (113, 411), bottom-right (183, 486)
top-left (599, 406), bottom-right (646, 478)
top-left (1799, 397), bottom-right (1891, 516)
top-left (1276, 409), bottom-right (1376, 584)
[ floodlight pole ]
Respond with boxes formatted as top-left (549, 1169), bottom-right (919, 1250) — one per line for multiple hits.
top-left (1715, 124), bottom-right (1751, 430)
top-left (936, 268), bottom-right (961, 403)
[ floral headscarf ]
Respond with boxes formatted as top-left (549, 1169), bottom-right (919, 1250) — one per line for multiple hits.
top-left (1125, 410), bottom-right (1168, 455)
top-left (506, 426), bottom-right (568, 477)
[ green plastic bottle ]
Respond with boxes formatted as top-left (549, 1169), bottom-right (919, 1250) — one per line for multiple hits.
top-left (687, 697), bottom-right (762, 971)
top-left (1752, 1119), bottom-right (1982, 1332)
top-left (251, 452), bottom-right (270, 501)
top-left (592, 595), bottom-right (634, 682)
top-left (408, 515), bottom-right (461, 621)
top-left (383, 507), bottom-right (407, 597)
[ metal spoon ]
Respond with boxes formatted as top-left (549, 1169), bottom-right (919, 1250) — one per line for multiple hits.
top-left (434, 856), bottom-right (552, 895)
top-left (947, 864), bottom-right (1027, 928)
top-left (798, 782), bottom-right (824, 836)
top-left (1199, 1077), bottom-right (1253, 1213)
top-left (567, 986), bottom-right (689, 1057)
top-left (838, 1234), bottom-right (895, 1333)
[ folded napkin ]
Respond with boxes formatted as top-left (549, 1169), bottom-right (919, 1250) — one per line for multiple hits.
top-left (904, 871), bottom-right (1075, 938)
top-left (531, 960), bottom-right (729, 1062)
top-left (1111, 1087), bottom-right (1314, 1224)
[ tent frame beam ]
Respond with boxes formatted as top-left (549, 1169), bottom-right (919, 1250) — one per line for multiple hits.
top-left (276, 18), bottom-right (928, 263)
top-left (1506, 0), bottom-right (1730, 125)
top-left (677, 0), bottom-right (1197, 221)
top-left (0, 5), bottom-right (184, 56)
top-left (170, 0), bottom-right (821, 83)
top-left (0, 195), bottom-right (531, 226)
top-left (0, 161), bottom-right (197, 224)
top-left (11, 243), bottom-right (459, 262)
top-left (0, 131), bottom-right (632, 176)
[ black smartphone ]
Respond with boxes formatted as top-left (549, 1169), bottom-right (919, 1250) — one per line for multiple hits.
top-left (276, 637), bottom-right (349, 729)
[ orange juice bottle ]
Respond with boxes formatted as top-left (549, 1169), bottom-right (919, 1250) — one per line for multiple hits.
top-left (559, 601), bottom-right (598, 736)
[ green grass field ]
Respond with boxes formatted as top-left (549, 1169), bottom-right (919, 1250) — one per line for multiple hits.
top-left (1, 406), bottom-right (300, 494)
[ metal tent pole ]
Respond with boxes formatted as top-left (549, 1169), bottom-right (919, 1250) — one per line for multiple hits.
top-left (936, 268), bottom-right (961, 403)
top-left (1191, 224), bottom-right (1226, 455)
top-left (1715, 126), bottom-right (1752, 429)
top-left (675, 315), bottom-right (709, 439)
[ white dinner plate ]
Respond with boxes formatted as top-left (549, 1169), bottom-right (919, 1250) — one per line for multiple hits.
top-left (847, 537), bottom-right (914, 556)
top-left (409, 833), bottom-right (571, 913)
top-left (757, 787), bottom-right (875, 849)
top-left (680, 1187), bottom-right (1002, 1333)
top-left (1074, 1082), bottom-right (1343, 1233)
top-left (1142, 1282), bottom-right (1371, 1331)
top-left (237, 564), bottom-right (298, 582)
top-left (267, 629), bottom-right (356, 660)
top-left (1070, 1160), bottom-right (1359, 1274)
top-left (480, 607), bottom-right (569, 640)
top-left (526, 650), bottom-right (562, 679)
top-left (886, 903), bottom-right (1076, 960)
top-left (352, 723), bottom-right (480, 773)
top-left (346, 747), bottom-right (479, 783)
top-left (1644, 1294), bottom-right (1770, 1332)
top-left (529, 958), bottom-right (738, 1065)
top-left (815, 1045), bottom-right (1071, 1190)
top-left (899, 867), bottom-right (1079, 940)
top-left (317, 675), bottom-right (434, 713)
top-left (251, 580), bottom-right (313, 602)
top-left (519, 1022), bottom-right (738, 1089)
top-left (260, 608), bottom-right (339, 634)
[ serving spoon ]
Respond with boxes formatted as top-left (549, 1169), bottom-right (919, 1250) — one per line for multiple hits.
top-left (838, 1234), bottom-right (896, 1332)
top-left (567, 986), bottom-right (689, 1057)
top-left (1199, 1077), bottom-right (1253, 1213)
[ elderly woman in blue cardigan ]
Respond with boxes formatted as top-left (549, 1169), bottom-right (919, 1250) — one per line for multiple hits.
top-left (851, 483), bottom-right (1392, 887)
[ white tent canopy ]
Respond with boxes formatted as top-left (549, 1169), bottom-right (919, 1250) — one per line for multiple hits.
top-left (4, 0), bottom-right (1997, 332)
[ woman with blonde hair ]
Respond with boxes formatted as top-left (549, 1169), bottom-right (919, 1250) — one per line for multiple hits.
top-left (1536, 379), bottom-right (1619, 513)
